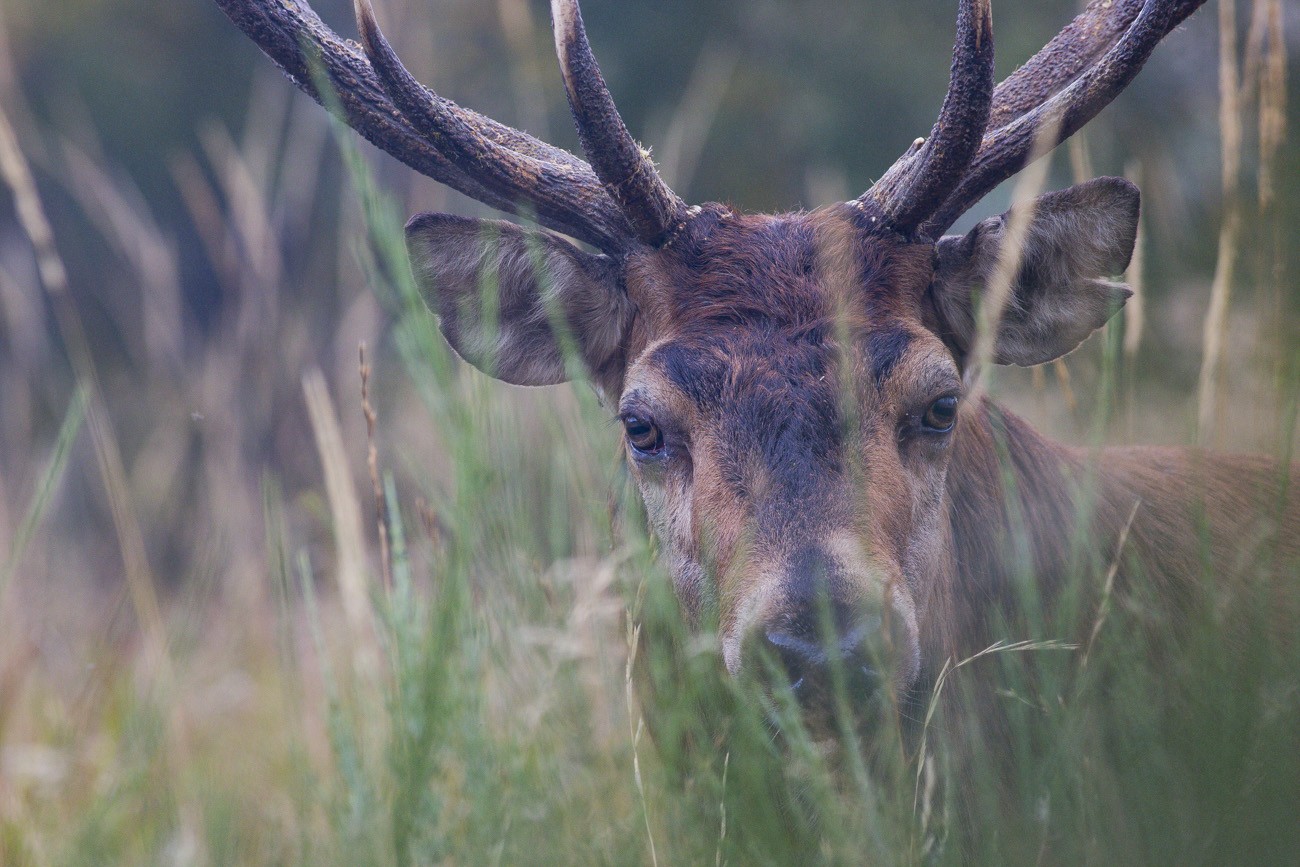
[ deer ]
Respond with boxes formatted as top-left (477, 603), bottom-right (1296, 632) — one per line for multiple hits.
top-left (215, 0), bottom-right (1297, 736)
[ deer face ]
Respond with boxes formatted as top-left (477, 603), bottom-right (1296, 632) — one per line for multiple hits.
top-left (407, 179), bottom-right (1139, 707)
top-left (615, 206), bottom-right (953, 700)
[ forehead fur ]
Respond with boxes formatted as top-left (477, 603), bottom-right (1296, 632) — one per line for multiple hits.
top-left (647, 331), bottom-right (842, 457)
top-left (625, 202), bottom-right (936, 336)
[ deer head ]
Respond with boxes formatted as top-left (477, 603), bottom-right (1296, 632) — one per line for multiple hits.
top-left (217, 0), bottom-right (1203, 711)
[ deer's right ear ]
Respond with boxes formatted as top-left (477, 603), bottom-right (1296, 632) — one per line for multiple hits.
top-left (406, 214), bottom-right (634, 392)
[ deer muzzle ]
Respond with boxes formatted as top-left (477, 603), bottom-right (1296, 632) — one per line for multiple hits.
top-left (731, 543), bottom-right (921, 722)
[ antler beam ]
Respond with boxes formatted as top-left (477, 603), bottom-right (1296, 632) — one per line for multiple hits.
top-left (217, 0), bottom-right (1206, 252)
top-left (921, 0), bottom-right (1208, 236)
top-left (352, 0), bottom-right (642, 252)
top-left (214, 0), bottom-right (637, 253)
top-left (860, 0), bottom-right (1207, 239)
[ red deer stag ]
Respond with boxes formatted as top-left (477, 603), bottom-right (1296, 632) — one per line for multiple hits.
top-left (215, 0), bottom-right (1296, 723)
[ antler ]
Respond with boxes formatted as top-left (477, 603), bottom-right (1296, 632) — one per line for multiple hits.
top-left (863, 0), bottom-right (1208, 239)
top-left (855, 0), bottom-right (995, 236)
top-left (218, 0), bottom-right (1205, 250)
top-left (214, 0), bottom-right (685, 255)
top-left (922, 0), bottom-right (1207, 236)
top-left (351, 0), bottom-right (621, 244)
top-left (551, 0), bottom-right (690, 247)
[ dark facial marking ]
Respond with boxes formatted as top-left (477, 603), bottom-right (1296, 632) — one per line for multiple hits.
top-left (652, 341), bottom-right (727, 406)
top-left (866, 327), bottom-right (914, 385)
top-left (707, 334), bottom-right (845, 517)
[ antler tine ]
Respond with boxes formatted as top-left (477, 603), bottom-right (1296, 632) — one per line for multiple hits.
top-left (923, 0), bottom-right (1207, 236)
top-left (215, 0), bottom-right (633, 252)
top-left (856, 0), bottom-right (995, 237)
top-left (353, 0), bottom-right (636, 252)
top-left (990, 0), bottom-right (1204, 129)
top-left (551, 0), bottom-right (689, 247)
top-left (989, 0), bottom-right (1146, 130)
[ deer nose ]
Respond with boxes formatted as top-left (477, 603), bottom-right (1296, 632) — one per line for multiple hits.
top-left (747, 545), bottom-right (884, 709)
top-left (760, 614), bottom-right (883, 707)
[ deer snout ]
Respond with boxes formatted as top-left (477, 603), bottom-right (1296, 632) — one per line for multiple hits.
top-left (738, 546), bottom-right (913, 710)
top-left (737, 544), bottom-right (921, 719)
top-left (758, 614), bottom-right (883, 708)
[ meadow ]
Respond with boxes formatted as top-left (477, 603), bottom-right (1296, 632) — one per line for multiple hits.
top-left (0, 0), bottom-right (1297, 863)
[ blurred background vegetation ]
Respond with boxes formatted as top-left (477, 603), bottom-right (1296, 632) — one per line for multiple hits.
top-left (0, 0), bottom-right (1297, 863)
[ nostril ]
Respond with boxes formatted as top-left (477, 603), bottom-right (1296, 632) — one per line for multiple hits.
top-left (760, 616), bottom-right (882, 704)
top-left (763, 629), bottom-right (826, 692)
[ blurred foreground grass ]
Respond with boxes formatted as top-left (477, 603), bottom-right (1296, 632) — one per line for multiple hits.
top-left (2, 283), bottom-right (1297, 866)
top-left (2, 137), bottom-right (1297, 867)
top-left (1, 1), bottom-right (1299, 864)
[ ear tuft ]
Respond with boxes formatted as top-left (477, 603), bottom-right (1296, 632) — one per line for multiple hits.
top-left (405, 213), bottom-right (632, 391)
top-left (930, 177), bottom-right (1139, 367)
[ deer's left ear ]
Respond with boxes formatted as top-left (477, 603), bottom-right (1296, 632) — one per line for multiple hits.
top-left (927, 177), bottom-right (1139, 367)
top-left (406, 213), bottom-right (634, 394)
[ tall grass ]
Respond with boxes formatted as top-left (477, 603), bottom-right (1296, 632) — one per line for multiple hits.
top-left (1, 1), bottom-right (1298, 864)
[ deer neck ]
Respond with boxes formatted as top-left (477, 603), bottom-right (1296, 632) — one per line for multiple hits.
top-left (941, 399), bottom-right (1092, 655)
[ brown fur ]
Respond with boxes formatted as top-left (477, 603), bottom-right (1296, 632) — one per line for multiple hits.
top-left (943, 402), bottom-right (1299, 673)
top-left (407, 185), bottom-right (1298, 711)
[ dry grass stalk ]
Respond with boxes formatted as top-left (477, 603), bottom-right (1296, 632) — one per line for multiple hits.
top-left (238, 65), bottom-right (294, 194)
top-left (415, 495), bottom-right (442, 549)
top-left (0, 104), bottom-right (170, 672)
top-left (1067, 133), bottom-right (1093, 185)
top-left (965, 111), bottom-right (1062, 401)
top-left (1239, 0), bottom-right (1271, 105)
top-left (302, 368), bottom-right (379, 683)
top-left (56, 139), bottom-right (184, 369)
top-left (0, 447), bottom-right (9, 560)
top-left (911, 638), bottom-right (1078, 830)
top-left (624, 614), bottom-right (659, 867)
top-left (1081, 499), bottom-right (1142, 671)
top-left (0, 118), bottom-right (65, 299)
top-left (169, 151), bottom-right (245, 292)
top-left (1030, 363), bottom-right (1047, 408)
top-left (0, 96), bottom-right (205, 849)
top-left (658, 45), bottom-right (739, 194)
top-left (1055, 134), bottom-right (1111, 414)
top-left (1256, 0), bottom-right (1285, 216)
top-left (198, 122), bottom-right (284, 347)
top-left (1053, 357), bottom-right (1077, 416)
top-left (359, 342), bottom-right (393, 591)
top-left (1197, 0), bottom-right (1245, 443)
top-left (715, 751), bottom-right (729, 867)
top-left (1259, 0), bottom-right (1288, 394)
top-left (497, 0), bottom-right (552, 141)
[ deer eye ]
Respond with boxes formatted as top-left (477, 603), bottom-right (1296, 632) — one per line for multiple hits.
top-left (623, 414), bottom-right (664, 456)
top-left (922, 396), bottom-right (959, 433)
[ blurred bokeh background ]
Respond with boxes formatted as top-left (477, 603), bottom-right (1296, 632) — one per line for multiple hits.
top-left (0, 0), bottom-right (1296, 860)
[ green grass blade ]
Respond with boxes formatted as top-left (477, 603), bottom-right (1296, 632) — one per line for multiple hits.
top-left (1, 384), bottom-right (87, 596)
